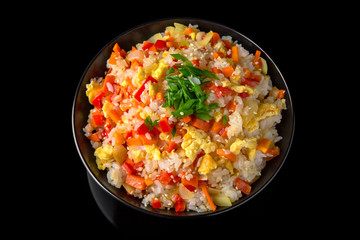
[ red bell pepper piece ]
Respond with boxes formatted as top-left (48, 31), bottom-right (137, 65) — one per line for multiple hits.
top-left (142, 41), bottom-right (154, 51)
top-left (166, 141), bottom-right (177, 153)
top-left (152, 198), bottom-right (161, 208)
top-left (181, 174), bottom-right (198, 192)
top-left (92, 91), bottom-right (105, 109)
top-left (159, 117), bottom-right (171, 133)
top-left (154, 40), bottom-right (167, 50)
top-left (234, 177), bottom-right (251, 194)
top-left (158, 171), bottom-right (173, 186)
top-left (135, 122), bottom-right (149, 135)
top-left (121, 162), bottom-right (134, 175)
top-left (210, 84), bottom-right (233, 99)
top-left (92, 110), bottom-right (103, 127)
top-left (171, 193), bottom-right (186, 212)
top-left (125, 174), bottom-right (146, 190)
top-left (134, 76), bottom-right (158, 102)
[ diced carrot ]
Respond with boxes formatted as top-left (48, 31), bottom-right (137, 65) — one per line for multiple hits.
top-left (200, 182), bottom-right (216, 211)
top-left (156, 91), bottom-right (164, 101)
top-left (132, 46), bottom-right (137, 51)
top-left (257, 138), bottom-right (271, 153)
top-left (166, 41), bottom-right (178, 48)
top-left (234, 178), bottom-right (251, 194)
top-left (211, 120), bottom-right (224, 134)
top-left (253, 50), bottom-right (262, 69)
top-left (113, 131), bottom-right (125, 145)
top-left (144, 177), bottom-right (154, 186)
top-left (265, 146), bottom-right (280, 161)
top-left (211, 67), bottom-right (222, 74)
top-left (125, 174), bottom-right (146, 190)
top-left (243, 68), bottom-right (251, 78)
top-left (88, 132), bottom-right (100, 142)
top-left (108, 51), bottom-right (120, 65)
top-left (277, 90), bottom-right (285, 99)
top-left (192, 117), bottom-right (211, 132)
top-left (227, 101), bottom-right (237, 113)
top-left (166, 37), bottom-right (176, 42)
top-left (130, 59), bottom-right (141, 70)
top-left (113, 43), bottom-right (121, 53)
top-left (181, 173), bottom-right (198, 191)
top-left (139, 134), bottom-right (154, 145)
top-left (220, 129), bottom-right (227, 138)
top-left (182, 115), bottom-right (192, 123)
top-left (232, 46), bottom-right (239, 64)
top-left (222, 66), bottom-right (234, 77)
top-left (216, 149), bottom-right (236, 162)
top-left (126, 137), bottom-right (142, 146)
top-left (211, 32), bottom-right (220, 45)
top-left (184, 27), bottom-right (193, 35)
top-left (212, 51), bottom-right (224, 59)
top-left (102, 75), bottom-right (115, 93)
top-left (107, 108), bottom-right (122, 124)
top-left (148, 44), bottom-right (157, 52)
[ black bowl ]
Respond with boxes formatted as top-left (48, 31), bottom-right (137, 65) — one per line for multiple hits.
top-left (72, 18), bottom-right (294, 219)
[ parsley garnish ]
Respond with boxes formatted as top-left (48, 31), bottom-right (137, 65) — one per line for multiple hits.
top-left (162, 54), bottom-right (220, 120)
top-left (144, 116), bottom-right (159, 131)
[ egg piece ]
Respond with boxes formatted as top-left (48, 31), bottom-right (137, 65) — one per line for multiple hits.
top-left (152, 60), bottom-right (169, 80)
top-left (145, 145), bottom-right (161, 161)
top-left (148, 82), bottom-right (158, 96)
top-left (85, 80), bottom-right (102, 103)
top-left (133, 67), bottom-right (147, 86)
top-left (94, 144), bottom-right (114, 170)
top-left (131, 149), bottom-right (146, 163)
top-left (198, 154), bottom-right (217, 175)
top-left (255, 103), bottom-right (280, 121)
top-left (230, 137), bottom-right (257, 160)
top-left (181, 126), bottom-right (217, 162)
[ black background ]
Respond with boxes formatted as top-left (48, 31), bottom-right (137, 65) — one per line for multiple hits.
top-left (18, 3), bottom-right (341, 237)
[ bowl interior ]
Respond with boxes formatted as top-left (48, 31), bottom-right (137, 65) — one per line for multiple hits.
top-left (72, 18), bottom-right (294, 218)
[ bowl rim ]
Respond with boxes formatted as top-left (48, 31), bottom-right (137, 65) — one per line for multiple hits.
top-left (72, 17), bottom-right (295, 218)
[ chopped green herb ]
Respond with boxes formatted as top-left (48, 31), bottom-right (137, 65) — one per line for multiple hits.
top-left (171, 126), bottom-right (177, 137)
top-left (222, 115), bottom-right (229, 126)
top-left (162, 54), bottom-right (220, 120)
top-left (144, 116), bottom-right (159, 131)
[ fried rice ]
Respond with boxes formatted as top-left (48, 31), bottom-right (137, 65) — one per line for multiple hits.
top-left (83, 22), bottom-right (286, 212)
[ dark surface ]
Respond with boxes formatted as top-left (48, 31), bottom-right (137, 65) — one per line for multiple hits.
top-left (73, 18), bottom-right (294, 219)
top-left (27, 5), bottom-right (334, 238)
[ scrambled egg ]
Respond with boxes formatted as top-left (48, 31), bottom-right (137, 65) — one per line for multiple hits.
top-left (86, 80), bottom-right (102, 103)
top-left (133, 67), bottom-right (147, 86)
top-left (230, 137), bottom-right (257, 160)
top-left (145, 145), bottom-right (161, 161)
top-left (221, 80), bottom-right (258, 96)
top-left (242, 101), bottom-right (280, 133)
top-left (152, 60), bottom-right (169, 80)
top-left (198, 154), bottom-right (217, 175)
top-left (131, 149), bottom-right (146, 163)
top-left (148, 82), bottom-right (158, 96)
top-left (94, 144), bottom-right (114, 170)
top-left (181, 126), bottom-right (217, 162)
top-left (255, 103), bottom-right (280, 121)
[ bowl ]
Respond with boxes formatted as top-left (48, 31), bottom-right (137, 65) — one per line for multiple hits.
top-left (72, 18), bottom-right (295, 219)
